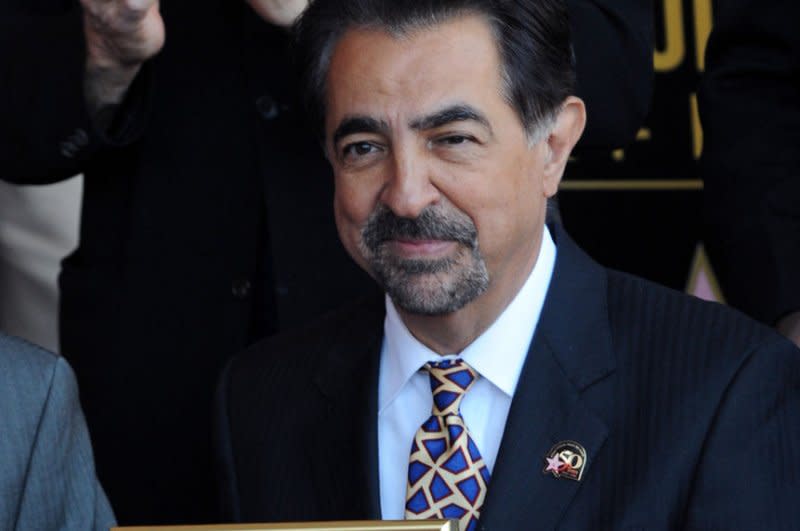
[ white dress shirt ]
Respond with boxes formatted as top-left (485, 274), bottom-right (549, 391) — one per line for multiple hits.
top-left (377, 226), bottom-right (557, 519)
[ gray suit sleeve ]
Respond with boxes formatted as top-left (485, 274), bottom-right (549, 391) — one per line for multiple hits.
top-left (0, 337), bottom-right (116, 531)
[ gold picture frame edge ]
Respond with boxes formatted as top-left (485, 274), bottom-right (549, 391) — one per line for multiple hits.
top-left (113, 519), bottom-right (458, 531)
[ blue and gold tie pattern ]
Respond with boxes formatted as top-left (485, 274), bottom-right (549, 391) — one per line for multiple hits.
top-left (405, 359), bottom-right (490, 531)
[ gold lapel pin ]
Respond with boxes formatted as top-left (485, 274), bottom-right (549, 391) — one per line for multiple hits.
top-left (543, 440), bottom-right (587, 481)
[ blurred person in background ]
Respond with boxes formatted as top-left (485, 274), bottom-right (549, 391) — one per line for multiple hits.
top-left (0, 0), bottom-right (652, 524)
top-left (700, 0), bottom-right (800, 347)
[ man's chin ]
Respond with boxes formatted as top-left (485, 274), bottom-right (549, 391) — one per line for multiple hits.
top-left (389, 293), bottom-right (467, 317)
top-left (383, 272), bottom-right (487, 316)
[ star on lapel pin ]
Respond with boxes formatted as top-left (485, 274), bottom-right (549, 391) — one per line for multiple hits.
top-left (543, 440), bottom-right (587, 482)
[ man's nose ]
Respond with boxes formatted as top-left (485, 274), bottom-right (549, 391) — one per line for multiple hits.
top-left (379, 145), bottom-right (440, 219)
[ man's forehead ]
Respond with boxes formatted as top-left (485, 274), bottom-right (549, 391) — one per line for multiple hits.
top-left (328, 14), bottom-right (499, 75)
top-left (324, 14), bottom-right (505, 132)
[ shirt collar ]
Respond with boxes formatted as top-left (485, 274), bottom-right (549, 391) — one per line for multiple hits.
top-left (379, 225), bottom-right (557, 411)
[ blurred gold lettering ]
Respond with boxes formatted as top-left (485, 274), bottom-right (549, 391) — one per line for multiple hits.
top-left (693, 0), bottom-right (713, 71)
top-left (690, 92), bottom-right (703, 159)
top-left (655, 0), bottom-right (685, 72)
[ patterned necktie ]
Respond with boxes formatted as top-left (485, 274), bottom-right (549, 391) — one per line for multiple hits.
top-left (405, 359), bottom-right (490, 531)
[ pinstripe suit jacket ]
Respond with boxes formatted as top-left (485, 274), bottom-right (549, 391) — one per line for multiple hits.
top-left (216, 225), bottom-right (800, 530)
top-left (0, 334), bottom-right (115, 531)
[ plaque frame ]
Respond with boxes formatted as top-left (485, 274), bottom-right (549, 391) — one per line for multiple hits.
top-left (114, 520), bottom-right (458, 531)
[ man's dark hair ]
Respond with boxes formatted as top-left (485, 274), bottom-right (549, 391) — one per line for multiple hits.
top-left (293, 0), bottom-right (576, 142)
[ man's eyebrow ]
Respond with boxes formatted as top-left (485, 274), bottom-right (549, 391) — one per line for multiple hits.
top-left (409, 104), bottom-right (492, 133)
top-left (332, 116), bottom-right (389, 145)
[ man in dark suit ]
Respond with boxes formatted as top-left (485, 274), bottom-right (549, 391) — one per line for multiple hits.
top-left (0, 333), bottom-right (115, 530)
top-left (216, 0), bottom-right (800, 529)
top-left (700, 0), bottom-right (800, 347)
top-left (0, 0), bottom-right (652, 524)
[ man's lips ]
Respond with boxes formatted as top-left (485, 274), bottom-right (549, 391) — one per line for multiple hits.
top-left (384, 238), bottom-right (457, 258)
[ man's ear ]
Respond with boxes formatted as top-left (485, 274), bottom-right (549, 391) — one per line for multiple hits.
top-left (542, 96), bottom-right (586, 197)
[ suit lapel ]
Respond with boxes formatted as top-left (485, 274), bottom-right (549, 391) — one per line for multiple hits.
top-left (480, 225), bottom-right (615, 530)
top-left (310, 296), bottom-right (385, 520)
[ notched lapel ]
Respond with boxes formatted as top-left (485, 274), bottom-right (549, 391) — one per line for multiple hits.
top-left (479, 337), bottom-right (609, 530)
top-left (479, 226), bottom-right (615, 530)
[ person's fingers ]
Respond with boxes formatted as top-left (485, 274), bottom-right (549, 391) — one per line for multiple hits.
top-left (81, 0), bottom-right (157, 28)
top-left (81, 0), bottom-right (164, 67)
top-left (118, 0), bottom-right (158, 21)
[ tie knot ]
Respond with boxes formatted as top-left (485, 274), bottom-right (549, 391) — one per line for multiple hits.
top-left (424, 359), bottom-right (477, 416)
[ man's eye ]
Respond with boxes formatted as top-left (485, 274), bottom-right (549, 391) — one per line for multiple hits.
top-left (435, 135), bottom-right (474, 146)
top-left (343, 141), bottom-right (378, 158)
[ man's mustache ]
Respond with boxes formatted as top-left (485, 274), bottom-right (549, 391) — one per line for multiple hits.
top-left (361, 204), bottom-right (478, 253)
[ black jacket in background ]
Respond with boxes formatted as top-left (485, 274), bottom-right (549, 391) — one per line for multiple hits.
top-left (700, 0), bottom-right (800, 325)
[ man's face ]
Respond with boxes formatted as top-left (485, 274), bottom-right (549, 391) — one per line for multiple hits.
top-left (324, 15), bottom-right (567, 317)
